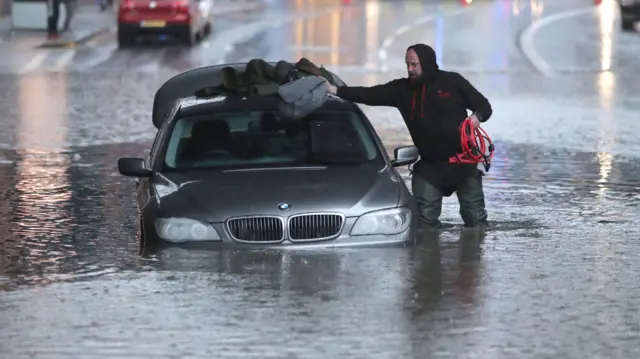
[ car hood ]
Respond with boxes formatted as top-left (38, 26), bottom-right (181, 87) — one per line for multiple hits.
top-left (153, 165), bottom-right (401, 222)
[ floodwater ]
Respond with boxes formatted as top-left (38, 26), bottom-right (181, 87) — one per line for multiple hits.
top-left (1, 0), bottom-right (640, 358)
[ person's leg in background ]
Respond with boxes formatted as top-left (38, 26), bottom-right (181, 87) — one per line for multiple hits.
top-left (456, 170), bottom-right (489, 228)
top-left (62, 0), bottom-right (74, 32)
top-left (47, 0), bottom-right (61, 39)
top-left (411, 174), bottom-right (444, 229)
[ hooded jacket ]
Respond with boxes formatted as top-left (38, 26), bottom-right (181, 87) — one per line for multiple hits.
top-left (335, 43), bottom-right (493, 194)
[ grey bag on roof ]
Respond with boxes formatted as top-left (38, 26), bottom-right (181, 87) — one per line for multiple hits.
top-left (277, 76), bottom-right (330, 121)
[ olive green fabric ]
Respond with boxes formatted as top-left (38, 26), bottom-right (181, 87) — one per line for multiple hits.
top-left (456, 170), bottom-right (488, 227)
top-left (412, 170), bottom-right (488, 228)
top-left (195, 58), bottom-right (339, 98)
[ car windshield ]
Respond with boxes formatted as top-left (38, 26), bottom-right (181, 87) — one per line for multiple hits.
top-left (163, 110), bottom-right (382, 171)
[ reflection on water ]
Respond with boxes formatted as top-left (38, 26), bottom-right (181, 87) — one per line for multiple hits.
top-left (12, 149), bottom-right (74, 283)
top-left (0, 143), bottom-right (148, 290)
top-left (597, 0), bottom-right (616, 72)
top-left (17, 74), bottom-right (70, 151)
top-left (290, 0), bottom-right (366, 67)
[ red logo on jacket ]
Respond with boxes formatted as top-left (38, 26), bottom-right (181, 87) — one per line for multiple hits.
top-left (437, 90), bottom-right (451, 98)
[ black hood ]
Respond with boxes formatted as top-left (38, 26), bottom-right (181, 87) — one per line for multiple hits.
top-left (407, 43), bottom-right (439, 85)
top-left (406, 43), bottom-right (440, 120)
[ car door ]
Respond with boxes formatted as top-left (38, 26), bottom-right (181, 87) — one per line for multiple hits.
top-left (137, 104), bottom-right (180, 209)
top-left (135, 138), bottom-right (157, 210)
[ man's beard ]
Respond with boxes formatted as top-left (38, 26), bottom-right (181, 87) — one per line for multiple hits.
top-left (408, 74), bottom-right (423, 87)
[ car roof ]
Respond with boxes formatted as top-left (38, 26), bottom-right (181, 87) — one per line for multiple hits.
top-left (176, 93), bottom-right (359, 119)
top-left (152, 62), bottom-right (348, 129)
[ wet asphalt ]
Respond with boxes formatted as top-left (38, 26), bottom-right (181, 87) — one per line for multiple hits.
top-left (1, 0), bottom-right (640, 357)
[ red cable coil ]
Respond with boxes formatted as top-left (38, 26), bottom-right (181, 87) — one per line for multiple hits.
top-left (449, 117), bottom-right (494, 171)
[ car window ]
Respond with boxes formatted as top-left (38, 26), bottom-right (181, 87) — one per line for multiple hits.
top-left (162, 110), bottom-right (382, 171)
top-left (149, 103), bottom-right (179, 167)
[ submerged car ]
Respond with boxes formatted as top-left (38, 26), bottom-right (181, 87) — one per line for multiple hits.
top-left (118, 62), bottom-right (419, 252)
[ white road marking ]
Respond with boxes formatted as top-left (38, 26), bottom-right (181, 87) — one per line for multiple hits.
top-left (519, 6), bottom-right (596, 77)
top-left (377, 8), bottom-right (468, 67)
top-left (18, 51), bottom-right (51, 74)
top-left (50, 50), bottom-right (76, 72)
top-left (394, 25), bottom-right (411, 36)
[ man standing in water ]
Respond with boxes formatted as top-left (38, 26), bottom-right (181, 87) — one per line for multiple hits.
top-left (325, 43), bottom-right (493, 229)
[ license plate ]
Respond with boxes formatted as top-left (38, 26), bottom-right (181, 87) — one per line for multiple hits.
top-left (140, 20), bottom-right (166, 28)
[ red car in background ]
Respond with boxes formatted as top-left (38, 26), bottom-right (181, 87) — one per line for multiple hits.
top-left (117, 0), bottom-right (213, 47)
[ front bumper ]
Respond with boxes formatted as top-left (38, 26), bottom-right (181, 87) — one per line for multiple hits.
top-left (153, 230), bottom-right (415, 250)
top-left (118, 22), bottom-right (190, 36)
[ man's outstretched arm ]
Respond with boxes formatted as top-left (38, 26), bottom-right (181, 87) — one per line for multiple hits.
top-left (327, 80), bottom-right (400, 107)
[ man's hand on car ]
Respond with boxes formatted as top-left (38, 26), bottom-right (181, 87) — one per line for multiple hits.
top-left (322, 79), bottom-right (337, 95)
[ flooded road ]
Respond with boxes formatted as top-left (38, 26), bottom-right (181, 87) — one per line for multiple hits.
top-left (1, 0), bottom-right (640, 358)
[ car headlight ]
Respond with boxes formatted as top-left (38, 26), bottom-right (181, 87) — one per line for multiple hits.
top-left (350, 207), bottom-right (412, 236)
top-left (154, 218), bottom-right (221, 243)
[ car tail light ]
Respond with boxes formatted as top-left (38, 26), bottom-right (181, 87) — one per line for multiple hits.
top-left (120, 0), bottom-right (135, 11)
top-left (172, 0), bottom-right (190, 13)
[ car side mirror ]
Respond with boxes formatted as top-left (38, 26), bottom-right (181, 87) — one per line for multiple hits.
top-left (118, 157), bottom-right (152, 177)
top-left (391, 145), bottom-right (419, 167)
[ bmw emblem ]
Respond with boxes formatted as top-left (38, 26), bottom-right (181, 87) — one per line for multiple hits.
top-left (278, 203), bottom-right (290, 210)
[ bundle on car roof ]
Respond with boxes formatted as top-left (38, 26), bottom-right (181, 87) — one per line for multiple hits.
top-left (192, 58), bottom-right (342, 121)
top-left (152, 59), bottom-right (348, 128)
top-left (194, 58), bottom-right (339, 99)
